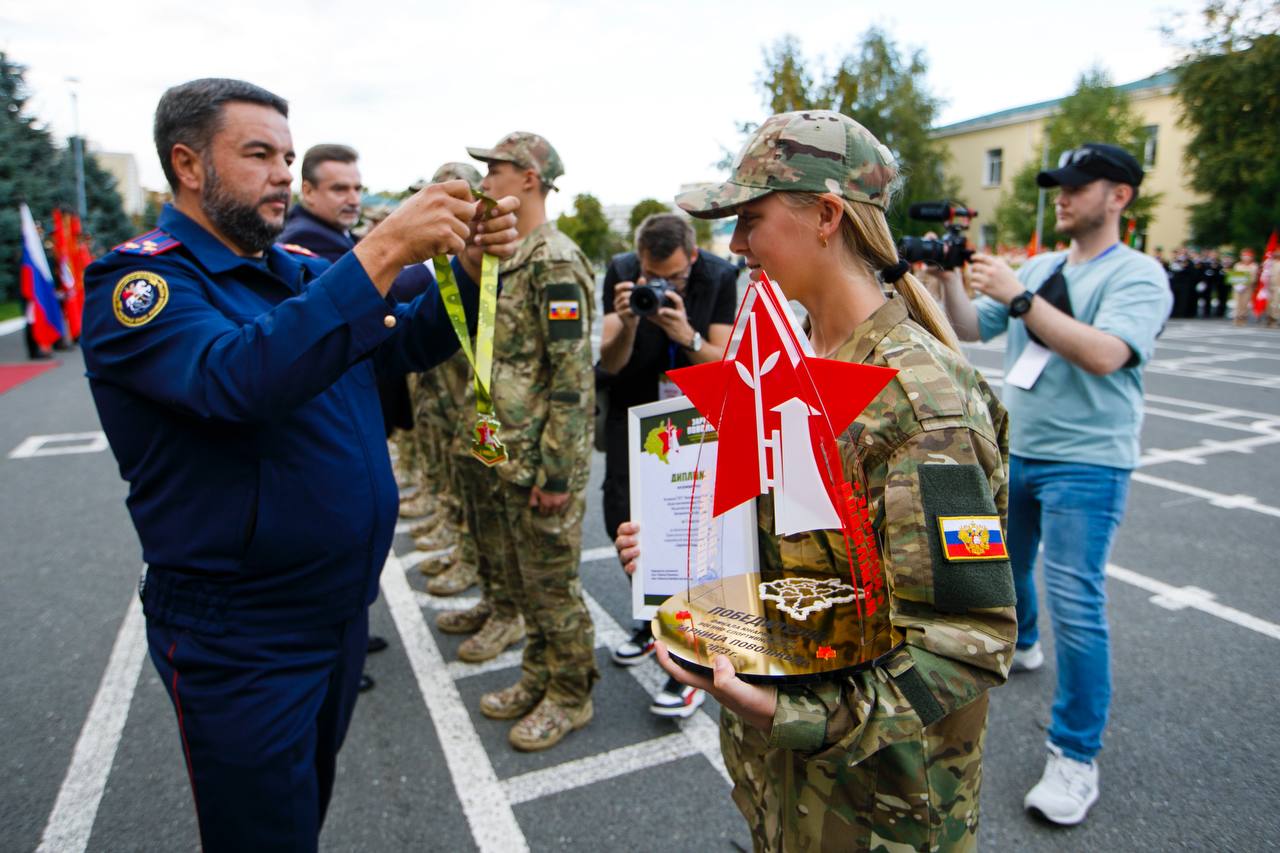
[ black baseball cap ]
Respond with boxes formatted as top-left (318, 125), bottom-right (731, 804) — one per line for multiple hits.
top-left (1037, 143), bottom-right (1144, 189)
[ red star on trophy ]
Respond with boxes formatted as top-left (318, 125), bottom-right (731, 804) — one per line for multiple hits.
top-left (668, 273), bottom-right (896, 537)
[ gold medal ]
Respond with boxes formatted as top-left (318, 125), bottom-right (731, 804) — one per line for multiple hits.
top-left (471, 413), bottom-right (508, 466)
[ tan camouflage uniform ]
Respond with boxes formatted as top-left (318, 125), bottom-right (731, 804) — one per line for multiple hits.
top-left (677, 111), bottom-right (1017, 852)
top-left (482, 221), bottom-right (598, 707)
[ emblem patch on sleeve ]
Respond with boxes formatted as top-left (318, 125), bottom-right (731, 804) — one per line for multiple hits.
top-left (112, 271), bottom-right (170, 327)
top-left (548, 300), bottom-right (580, 321)
top-left (936, 515), bottom-right (1008, 561)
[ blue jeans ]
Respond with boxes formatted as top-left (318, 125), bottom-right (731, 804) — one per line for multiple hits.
top-left (1007, 455), bottom-right (1130, 762)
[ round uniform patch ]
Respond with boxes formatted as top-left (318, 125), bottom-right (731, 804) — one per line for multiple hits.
top-left (112, 271), bottom-right (169, 327)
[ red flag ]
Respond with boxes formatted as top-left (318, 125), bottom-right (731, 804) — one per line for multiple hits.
top-left (19, 203), bottom-right (65, 348)
top-left (1123, 218), bottom-right (1137, 247)
top-left (64, 213), bottom-right (88, 338)
top-left (1027, 232), bottom-right (1039, 257)
top-left (1254, 230), bottom-right (1278, 317)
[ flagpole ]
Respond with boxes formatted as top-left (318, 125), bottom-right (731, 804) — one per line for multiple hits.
top-left (67, 78), bottom-right (87, 219)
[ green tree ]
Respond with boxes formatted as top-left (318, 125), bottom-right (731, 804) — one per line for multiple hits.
top-left (1172, 1), bottom-right (1280, 249)
top-left (994, 66), bottom-right (1158, 247)
top-left (627, 198), bottom-right (670, 236)
top-left (0, 53), bottom-right (60, 303)
top-left (749, 29), bottom-right (956, 237)
top-left (59, 145), bottom-right (132, 252)
top-left (557, 193), bottom-right (620, 265)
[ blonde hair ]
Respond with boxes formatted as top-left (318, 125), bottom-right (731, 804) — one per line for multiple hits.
top-left (781, 193), bottom-right (963, 354)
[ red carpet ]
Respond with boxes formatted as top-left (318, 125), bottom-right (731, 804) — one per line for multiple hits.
top-left (0, 361), bottom-right (60, 395)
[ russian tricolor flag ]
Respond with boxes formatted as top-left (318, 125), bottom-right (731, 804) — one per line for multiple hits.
top-left (939, 516), bottom-right (1008, 561)
top-left (19, 203), bottom-right (65, 347)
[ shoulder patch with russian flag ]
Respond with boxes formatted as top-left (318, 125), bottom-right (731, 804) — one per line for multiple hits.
top-left (114, 229), bottom-right (181, 256)
top-left (937, 515), bottom-right (1007, 561)
top-left (548, 300), bottom-right (580, 321)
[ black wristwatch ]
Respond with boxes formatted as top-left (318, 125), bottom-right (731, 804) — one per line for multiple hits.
top-left (1009, 290), bottom-right (1035, 318)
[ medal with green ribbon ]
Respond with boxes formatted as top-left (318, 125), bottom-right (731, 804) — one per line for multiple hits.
top-left (434, 190), bottom-right (507, 467)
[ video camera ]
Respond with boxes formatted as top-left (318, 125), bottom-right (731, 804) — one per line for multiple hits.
top-left (897, 201), bottom-right (977, 271)
top-left (629, 278), bottom-right (674, 317)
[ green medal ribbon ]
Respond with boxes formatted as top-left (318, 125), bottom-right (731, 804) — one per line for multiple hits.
top-left (434, 189), bottom-right (508, 466)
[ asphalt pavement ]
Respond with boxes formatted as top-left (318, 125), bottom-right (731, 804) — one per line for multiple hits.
top-left (2, 315), bottom-right (1277, 852)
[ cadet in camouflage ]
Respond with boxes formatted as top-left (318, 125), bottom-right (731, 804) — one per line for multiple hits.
top-left (654, 110), bottom-right (1017, 851)
top-left (469, 133), bottom-right (598, 750)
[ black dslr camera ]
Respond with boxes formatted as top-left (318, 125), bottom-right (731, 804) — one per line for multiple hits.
top-left (897, 202), bottom-right (977, 271)
top-left (629, 278), bottom-right (674, 317)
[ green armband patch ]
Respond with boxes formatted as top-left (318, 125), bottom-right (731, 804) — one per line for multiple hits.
top-left (919, 464), bottom-right (1015, 613)
top-left (549, 390), bottom-right (581, 404)
top-left (545, 282), bottom-right (583, 341)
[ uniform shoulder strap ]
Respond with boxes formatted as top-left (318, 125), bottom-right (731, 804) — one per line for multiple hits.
top-left (114, 228), bottom-right (181, 256)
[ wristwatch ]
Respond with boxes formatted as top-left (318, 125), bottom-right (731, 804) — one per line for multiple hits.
top-left (686, 330), bottom-right (704, 352)
top-left (1009, 290), bottom-right (1035, 318)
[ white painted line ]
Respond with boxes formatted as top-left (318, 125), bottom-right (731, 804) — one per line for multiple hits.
top-left (394, 520), bottom-right (415, 534)
top-left (580, 590), bottom-right (732, 787)
top-left (1107, 564), bottom-right (1280, 642)
top-left (37, 594), bottom-right (147, 853)
top-left (380, 553), bottom-right (528, 853)
top-left (1138, 434), bottom-right (1280, 467)
top-left (1129, 471), bottom-right (1280, 518)
top-left (502, 733), bottom-right (690, 805)
top-left (0, 316), bottom-right (25, 336)
top-left (10, 431), bottom-right (109, 459)
top-left (447, 648), bottom-right (527, 681)
top-left (400, 546), bottom-right (454, 571)
top-left (580, 545), bottom-right (618, 564)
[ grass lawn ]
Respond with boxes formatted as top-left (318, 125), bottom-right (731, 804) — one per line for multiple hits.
top-left (0, 301), bottom-right (22, 322)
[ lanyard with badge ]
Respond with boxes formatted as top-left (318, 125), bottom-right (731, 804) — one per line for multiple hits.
top-left (1006, 243), bottom-right (1119, 390)
top-left (433, 190), bottom-right (507, 466)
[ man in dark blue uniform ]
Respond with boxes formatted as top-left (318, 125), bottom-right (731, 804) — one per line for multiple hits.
top-left (279, 143), bottom-right (363, 262)
top-left (80, 78), bottom-right (520, 852)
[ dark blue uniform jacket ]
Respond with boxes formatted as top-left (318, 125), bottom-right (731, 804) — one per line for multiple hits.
top-left (278, 204), bottom-right (355, 263)
top-left (83, 205), bottom-right (477, 632)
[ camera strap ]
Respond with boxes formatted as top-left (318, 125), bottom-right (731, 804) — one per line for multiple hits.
top-left (1025, 258), bottom-right (1073, 348)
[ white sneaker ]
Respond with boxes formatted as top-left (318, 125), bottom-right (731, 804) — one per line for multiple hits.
top-left (1011, 641), bottom-right (1044, 672)
top-left (1024, 742), bottom-right (1099, 825)
top-left (649, 677), bottom-right (706, 718)
top-left (611, 625), bottom-right (656, 666)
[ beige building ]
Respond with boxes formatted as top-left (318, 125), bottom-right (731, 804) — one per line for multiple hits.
top-left (91, 149), bottom-right (145, 217)
top-left (933, 70), bottom-right (1201, 254)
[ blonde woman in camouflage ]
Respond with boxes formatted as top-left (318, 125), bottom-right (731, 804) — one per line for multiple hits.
top-left (615, 111), bottom-right (1017, 851)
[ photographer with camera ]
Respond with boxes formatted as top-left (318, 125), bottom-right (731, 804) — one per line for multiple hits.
top-left (938, 143), bottom-right (1171, 827)
top-left (597, 212), bottom-right (736, 716)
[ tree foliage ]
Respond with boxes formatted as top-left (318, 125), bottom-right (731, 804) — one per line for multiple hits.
top-left (748, 29), bottom-right (957, 237)
top-left (0, 53), bottom-right (130, 302)
top-left (627, 198), bottom-right (670, 235)
top-left (1172, 0), bottom-right (1280, 249)
top-left (557, 193), bottom-right (622, 266)
top-left (994, 67), bottom-right (1159, 246)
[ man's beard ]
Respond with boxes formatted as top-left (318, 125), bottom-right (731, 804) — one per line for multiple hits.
top-left (1056, 206), bottom-right (1107, 239)
top-left (202, 162), bottom-right (289, 254)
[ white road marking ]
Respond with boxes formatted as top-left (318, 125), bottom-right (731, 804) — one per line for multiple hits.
top-left (1138, 433), bottom-right (1280, 467)
top-left (1129, 470), bottom-right (1280, 518)
top-left (414, 591), bottom-right (481, 612)
top-left (37, 594), bottom-right (146, 853)
top-left (580, 545), bottom-right (618, 564)
top-left (502, 733), bottom-right (690, 805)
top-left (400, 546), bottom-right (454, 571)
top-left (381, 553), bottom-right (528, 853)
top-left (0, 316), bottom-right (25, 336)
top-left (9, 431), bottom-right (109, 459)
top-left (1107, 564), bottom-right (1280, 641)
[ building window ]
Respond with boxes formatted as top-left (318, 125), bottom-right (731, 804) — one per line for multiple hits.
top-left (984, 148), bottom-right (1003, 186)
top-left (980, 224), bottom-right (997, 250)
top-left (1143, 125), bottom-right (1159, 168)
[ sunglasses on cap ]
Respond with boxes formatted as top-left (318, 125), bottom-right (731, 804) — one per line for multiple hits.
top-left (1057, 147), bottom-right (1130, 173)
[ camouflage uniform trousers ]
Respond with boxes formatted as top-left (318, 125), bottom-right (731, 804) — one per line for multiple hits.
top-left (412, 371), bottom-right (462, 529)
top-left (720, 693), bottom-right (988, 853)
top-left (491, 479), bottom-right (597, 708)
top-left (454, 458), bottom-right (516, 619)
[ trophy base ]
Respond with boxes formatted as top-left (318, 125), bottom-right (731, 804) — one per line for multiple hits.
top-left (653, 570), bottom-right (898, 685)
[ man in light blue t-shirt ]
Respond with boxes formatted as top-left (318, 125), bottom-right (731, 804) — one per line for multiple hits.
top-left (943, 143), bottom-right (1171, 827)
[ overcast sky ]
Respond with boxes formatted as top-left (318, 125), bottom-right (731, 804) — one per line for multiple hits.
top-left (3, 0), bottom-right (1205, 218)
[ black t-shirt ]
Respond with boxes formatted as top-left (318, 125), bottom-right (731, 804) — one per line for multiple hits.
top-left (599, 250), bottom-right (738, 418)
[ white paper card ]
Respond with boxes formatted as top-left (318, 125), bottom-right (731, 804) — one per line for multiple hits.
top-left (1005, 340), bottom-right (1052, 390)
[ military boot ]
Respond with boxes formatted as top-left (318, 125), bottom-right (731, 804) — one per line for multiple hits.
top-left (508, 698), bottom-right (594, 752)
top-left (416, 548), bottom-right (455, 577)
top-left (458, 614), bottom-right (525, 663)
top-left (413, 519), bottom-right (458, 554)
top-left (479, 678), bottom-right (542, 720)
top-left (436, 599), bottom-right (493, 635)
top-left (408, 512), bottom-right (443, 539)
top-left (425, 559), bottom-right (476, 595)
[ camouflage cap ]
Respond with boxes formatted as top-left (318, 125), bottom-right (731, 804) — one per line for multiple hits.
top-left (467, 131), bottom-right (563, 191)
top-left (431, 161), bottom-right (483, 190)
top-left (676, 110), bottom-right (899, 219)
